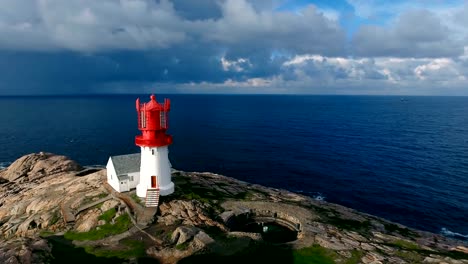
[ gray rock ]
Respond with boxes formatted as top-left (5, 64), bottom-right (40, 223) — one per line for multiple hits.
top-left (171, 226), bottom-right (200, 245)
top-left (219, 211), bottom-right (235, 224)
top-left (193, 231), bottom-right (214, 249)
top-left (100, 199), bottom-right (120, 212)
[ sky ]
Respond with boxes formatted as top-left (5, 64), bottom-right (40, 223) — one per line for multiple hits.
top-left (1, 0), bottom-right (468, 95)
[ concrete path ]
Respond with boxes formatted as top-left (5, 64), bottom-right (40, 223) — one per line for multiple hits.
top-left (60, 194), bottom-right (112, 223)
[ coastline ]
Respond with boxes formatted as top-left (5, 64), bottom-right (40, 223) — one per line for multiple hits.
top-left (0, 153), bottom-right (467, 264)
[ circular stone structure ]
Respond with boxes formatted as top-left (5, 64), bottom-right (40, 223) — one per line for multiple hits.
top-left (221, 201), bottom-right (317, 247)
top-left (223, 210), bottom-right (301, 243)
top-left (239, 220), bottom-right (298, 243)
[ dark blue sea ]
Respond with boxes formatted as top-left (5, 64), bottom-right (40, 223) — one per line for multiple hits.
top-left (0, 95), bottom-right (467, 240)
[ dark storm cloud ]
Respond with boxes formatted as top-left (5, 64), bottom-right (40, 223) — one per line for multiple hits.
top-left (0, 0), bottom-right (347, 94)
top-left (351, 9), bottom-right (464, 58)
top-left (0, 0), bottom-right (468, 95)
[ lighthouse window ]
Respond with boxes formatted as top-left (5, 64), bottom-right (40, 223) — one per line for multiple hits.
top-left (160, 112), bottom-right (166, 128)
top-left (140, 111), bottom-right (146, 128)
top-left (152, 149), bottom-right (155, 155)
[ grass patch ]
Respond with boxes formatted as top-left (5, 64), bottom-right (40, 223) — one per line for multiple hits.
top-left (293, 244), bottom-right (337, 264)
top-left (389, 239), bottom-right (421, 250)
top-left (130, 193), bottom-right (142, 204)
top-left (84, 239), bottom-right (146, 259)
top-left (399, 247), bottom-right (468, 261)
top-left (345, 250), bottom-right (364, 264)
top-left (394, 250), bottom-right (423, 263)
top-left (182, 192), bottom-right (210, 204)
top-left (98, 208), bottom-right (117, 223)
top-left (64, 213), bottom-right (132, 241)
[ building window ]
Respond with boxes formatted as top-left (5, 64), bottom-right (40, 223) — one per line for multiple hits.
top-left (121, 182), bottom-right (124, 184)
top-left (111, 174), bottom-right (112, 180)
top-left (152, 149), bottom-right (155, 155)
top-left (130, 176), bottom-right (134, 181)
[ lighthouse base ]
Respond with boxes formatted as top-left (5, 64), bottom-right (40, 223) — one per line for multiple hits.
top-left (136, 181), bottom-right (174, 198)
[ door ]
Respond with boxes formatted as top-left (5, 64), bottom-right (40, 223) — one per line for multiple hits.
top-left (120, 179), bottom-right (129, 192)
top-left (151, 176), bottom-right (157, 188)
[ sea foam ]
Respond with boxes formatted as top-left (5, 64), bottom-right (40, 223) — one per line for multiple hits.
top-left (294, 190), bottom-right (326, 201)
top-left (0, 161), bottom-right (11, 170)
top-left (441, 227), bottom-right (468, 240)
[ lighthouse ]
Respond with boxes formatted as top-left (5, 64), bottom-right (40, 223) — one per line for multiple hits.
top-left (135, 94), bottom-right (174, 198)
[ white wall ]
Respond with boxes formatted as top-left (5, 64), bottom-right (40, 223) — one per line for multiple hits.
top-left (106, 157), bottom-right (121, 192)
top-left (157, 146), bottom-right (174, 196)
top-left (136, 146), bottom-right (174, 197)
top-left (128, 171), bottom-right (140, 189)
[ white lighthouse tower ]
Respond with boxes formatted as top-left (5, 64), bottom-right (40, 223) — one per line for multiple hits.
top-left (135, 94), bottom-right (174, 199)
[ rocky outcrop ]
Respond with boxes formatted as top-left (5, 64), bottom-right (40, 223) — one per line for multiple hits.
top-left (0, 152), bottom-right (81, 182)
top-left (148, 228), bottom-right (215, 264)
top-left (0, 153), bottom-right (106, 238)
top-left (0, 237), bottom-right (52, 264)
top-left (158, 199), bottom-right (226, 231)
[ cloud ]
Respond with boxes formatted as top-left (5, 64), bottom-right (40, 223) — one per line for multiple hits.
top-left (0, 0), bottom-right (345, 55)
top-left (352, 9), bottom-right (464, 58)
top-left (1, 0), bottom-right (468, 95)
top-left (221, 57), bottom-right (252, 72)
top-left (414, 59), bottom-right (464, 81)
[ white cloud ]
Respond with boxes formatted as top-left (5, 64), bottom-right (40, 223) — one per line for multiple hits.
top-left (221, 57), bottom-right (251, 72)
top-left (279, 53), bottom-right (468, 94)
top-left (414, 58), bottom-right (464, 81)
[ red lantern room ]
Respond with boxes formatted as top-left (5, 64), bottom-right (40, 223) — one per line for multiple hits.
top-left (135, 94), bottom-right (173, 147)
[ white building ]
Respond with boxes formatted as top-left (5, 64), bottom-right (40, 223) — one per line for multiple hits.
top-left (106, 153), bottom-right (141, 193)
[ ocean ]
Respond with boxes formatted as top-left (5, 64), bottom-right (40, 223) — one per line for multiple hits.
top-left (0, 94), bottom-right (467, 240)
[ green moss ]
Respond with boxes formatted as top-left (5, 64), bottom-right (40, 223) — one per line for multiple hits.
top-left (176, 242), bottom-right (189, 251)
top-left (327, 216), bottom-right (371, 236)
top-left (64, 213), bottom-right (132, 241)
top-left (98, 192), bottom-right (108, 199)
top-left (98, 208), bottom-right (117, 223)
top-left (81, 192), bottom-right (107, 206)
top-left (84, 239), bottom-right (146, 259)
top-left (293, 245), bottom-right (337, 264)
top-left (233, 191), bottom-right (257, 200)
top-left (39, 230), bottom-right (55, 237)
top-left (49, 210), bottom-right (61, 225)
